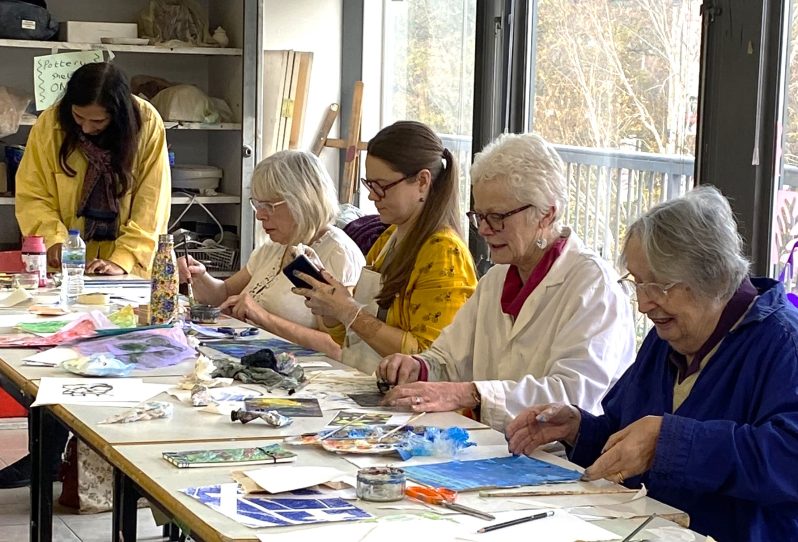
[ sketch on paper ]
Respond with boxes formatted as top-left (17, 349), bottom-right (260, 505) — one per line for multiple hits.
top-left (244, 397), bottom-right (323, 417)
top-left (207, 338), bottom-right (322, 359)
top-left (62, 383), bottom-right (113, 397)
top-left (327, 410), bottom-right (392, 427)
top-left (182, 484), bottom-right (372, 528)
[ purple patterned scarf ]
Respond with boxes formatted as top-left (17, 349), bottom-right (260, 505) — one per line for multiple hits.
top-left (76, 134), bottom-right (119, 241)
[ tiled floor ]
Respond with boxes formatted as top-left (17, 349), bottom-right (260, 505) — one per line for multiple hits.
top-left (0, 418), bottom-right (167, 541)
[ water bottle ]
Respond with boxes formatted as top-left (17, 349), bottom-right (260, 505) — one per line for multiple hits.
top-left (60, 230), bottom-right (86, 307)
top-left (150, 234), bottom-right (179, 324)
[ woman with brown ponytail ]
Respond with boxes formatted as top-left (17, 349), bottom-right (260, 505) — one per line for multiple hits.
top-left (294, 121), bottom-right (477, 374)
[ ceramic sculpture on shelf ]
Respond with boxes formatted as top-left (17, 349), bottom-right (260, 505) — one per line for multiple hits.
top-left (212, 27), bottom-right (229, 47)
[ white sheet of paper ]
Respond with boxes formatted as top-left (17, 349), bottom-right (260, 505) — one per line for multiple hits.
top-left (242, 466), bottom-right (350, 494)
top-left (455, 509), bottom-right (616, 542)
top-left (0, 288), bottom-right (32, 308)
top-left (31, 378), bottom-right (170, 407)
top-left (259, 516), bottom-right (457, 542)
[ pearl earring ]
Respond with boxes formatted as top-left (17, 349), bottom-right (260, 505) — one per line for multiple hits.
top-left (536, 237), bottom-right (547, 249)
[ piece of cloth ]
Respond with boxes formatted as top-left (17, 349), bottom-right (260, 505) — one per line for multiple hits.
top-left (569, 278), bottom-right (798, 542)
top-left (244, 226), bottom-right (365, 330)
top-left (75, 134), bottom-right (119, 241)
top-left (15, 96), bottom-right (171, 277)
top-left (669, 276), bottom-right (757, 383)
top-left (420, 230), bottom-right (636, 432)
top-left (500, 235), bottom-right (567, 318)
top-left (331, 225), bottom-right (477, 354)
top-left (343, 214), bottom-right (390, 255)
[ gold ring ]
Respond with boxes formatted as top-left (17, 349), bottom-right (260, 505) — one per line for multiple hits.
top-left (616, 472), bottom-right (625, 484)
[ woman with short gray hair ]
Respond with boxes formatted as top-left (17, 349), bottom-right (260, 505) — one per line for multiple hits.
top-left (378, 132), bottom-right (636, 432)
top-left (178, 150), bottom-right (365, 359)
top-left (507, 185), bottom-right (798, 541)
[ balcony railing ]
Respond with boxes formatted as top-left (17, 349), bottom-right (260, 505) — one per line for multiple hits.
top-left (439, 134), bottom-right (694, 265)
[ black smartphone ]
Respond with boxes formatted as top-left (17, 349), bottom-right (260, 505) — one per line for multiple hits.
top-left (283, 254), bottom-right (328, 289)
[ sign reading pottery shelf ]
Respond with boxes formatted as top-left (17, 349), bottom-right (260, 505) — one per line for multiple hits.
top-left (33, 50), bottom-right (105, 110)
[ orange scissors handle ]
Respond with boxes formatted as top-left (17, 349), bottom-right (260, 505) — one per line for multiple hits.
top-left (405, 486), bottom-right (451, 504)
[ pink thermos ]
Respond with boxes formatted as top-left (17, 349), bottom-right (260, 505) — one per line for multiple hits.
top-left (22, 236), bottom-right (47, 287)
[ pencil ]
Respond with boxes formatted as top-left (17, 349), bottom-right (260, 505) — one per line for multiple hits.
top-left (620, 514), bottom-right (656, 542)
top-left (477, 510), bottom-right (554, 533)
top-left (376, 411), bottom-right (426, 441)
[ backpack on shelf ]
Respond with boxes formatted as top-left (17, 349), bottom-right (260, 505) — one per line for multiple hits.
top-left (0, 0), bottom-right (58, 40)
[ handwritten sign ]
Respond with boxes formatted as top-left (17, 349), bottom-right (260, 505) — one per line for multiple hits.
top-left (33, 50), bottom-right (105, 111)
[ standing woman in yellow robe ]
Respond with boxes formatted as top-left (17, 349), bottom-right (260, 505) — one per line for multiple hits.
top-left (15, 62), bottom-right (171, 277)
top-left (294, 121), bottom-right (478, 374)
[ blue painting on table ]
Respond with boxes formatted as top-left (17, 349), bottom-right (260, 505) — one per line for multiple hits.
top-left (403, 455), bottom-right (581, 491)
top-left (206, 338), bottom-right (322, 359)
top-left (182, 484), bottom-right (372, 528)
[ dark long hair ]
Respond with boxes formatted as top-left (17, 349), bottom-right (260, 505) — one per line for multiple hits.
top-left (368, 121), bottom-right (462, 308)
top-left (57, 62), bottom-right (142, 196)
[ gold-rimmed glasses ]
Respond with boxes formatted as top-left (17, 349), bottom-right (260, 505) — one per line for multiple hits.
top-left (617, 272), bottom-right (678, 301)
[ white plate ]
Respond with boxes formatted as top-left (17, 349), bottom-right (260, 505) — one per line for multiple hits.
top-left (100, 37), bottom-right (150, 45)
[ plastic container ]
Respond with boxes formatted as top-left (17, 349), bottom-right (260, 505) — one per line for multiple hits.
top-left (14, 272), bottom-right (39, 290)
top-left (21, 235), bottom-right (46, 287)
top-left (61, 230), bottom-right (86, 307)
top-left (356, 467), bottom-right (406, 502)
top-left (171, 165), bottom-right (223, 193)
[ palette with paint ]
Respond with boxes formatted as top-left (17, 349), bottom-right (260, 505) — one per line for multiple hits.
top-left (285, 425), bottom-right (427, 455)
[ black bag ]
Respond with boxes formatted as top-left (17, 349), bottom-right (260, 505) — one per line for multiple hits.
top-left (0, 0), bottom-right (57, 40)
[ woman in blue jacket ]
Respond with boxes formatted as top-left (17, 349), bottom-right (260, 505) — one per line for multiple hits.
top-left (506, 186), bottom-right (798, 542)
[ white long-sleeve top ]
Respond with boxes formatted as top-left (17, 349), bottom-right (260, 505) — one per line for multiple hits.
top-left (420, 231), bottom-right (636, 432)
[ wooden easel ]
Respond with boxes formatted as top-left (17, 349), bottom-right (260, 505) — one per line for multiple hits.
top-left (311, 81), bottom-right (368, 203)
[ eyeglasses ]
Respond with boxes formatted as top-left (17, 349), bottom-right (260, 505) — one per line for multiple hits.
top-left (359, 174), bottom-right (415, 199)
top-left (466, 204), bottom-right (535, 232)
top-left (249, 198), bottom-right (286, 215)
top-left (617, 272), bottom-right (678, 301)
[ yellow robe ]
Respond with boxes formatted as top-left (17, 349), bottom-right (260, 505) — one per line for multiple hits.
top-left (15, 96), bottom-right (171, 277)
top-left (330, 225), bottom-right (477, 353)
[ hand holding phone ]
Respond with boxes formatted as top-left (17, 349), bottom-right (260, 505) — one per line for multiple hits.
top-left (283, 254), bottom-right (329, 289)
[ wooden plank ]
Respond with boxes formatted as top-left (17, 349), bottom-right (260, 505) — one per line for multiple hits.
top-left (0, 38), bottom-right (242, 55)
top-left (341, 81), bottom-right (364, 203)
top-left (311, 103), bottom-right (339, 155)
top-left (289, 52), bottom-right (313, 150)
top-left (276, 50), bottom-right (296, 152)
top-left (324, 138), bottom-right (367, 151)
top-left (261, 50), bottom-right (290, 157)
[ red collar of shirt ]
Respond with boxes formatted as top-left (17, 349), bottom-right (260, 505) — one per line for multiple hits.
top-left (500, 236), bottom-right (568, 318)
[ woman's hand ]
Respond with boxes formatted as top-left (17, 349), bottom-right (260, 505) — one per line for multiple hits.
top-left (288, 244), bottom-right (325, 271)
top-left (378, 354), bottom-right (421, 384)
top-left (47, 243), bottom-right (62, 268)
top-left (177, 255), bottom-right (206, 283)
top-left (506, 403), bottom-right (582, 456)
top-left (85, 259), bottom-right (125, 275)
top-left (581, 415), bottom-right (663, 484)
top-left (381, 381), bottom-right (478, 412)
top-left (219, 292), bottom-right (269, 325)
top-left (292, 269), bottom-right (362, 326)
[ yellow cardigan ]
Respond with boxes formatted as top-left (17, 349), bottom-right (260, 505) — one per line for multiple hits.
top-left (15, 96), bottom-right (171, 277)
top-left (332, 224), bottom-right (477, 354)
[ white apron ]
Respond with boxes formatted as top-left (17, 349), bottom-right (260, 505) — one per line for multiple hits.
top-left (340, 237), bottom-right (394, 374)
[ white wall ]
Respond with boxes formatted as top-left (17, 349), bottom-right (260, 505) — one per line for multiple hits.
top-left (262, 0), bottom-right (343, 176)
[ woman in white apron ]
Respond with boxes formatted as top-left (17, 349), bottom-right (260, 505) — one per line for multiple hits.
top-left (293, 121), bottom-right (477, 374)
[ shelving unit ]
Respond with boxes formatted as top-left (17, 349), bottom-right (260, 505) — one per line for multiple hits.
top-left (0, 0), bottom-right (259, 276)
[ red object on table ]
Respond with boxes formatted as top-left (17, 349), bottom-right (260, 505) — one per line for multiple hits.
top-left (0, 250), bottom-right (24, 273)
top-left (0, 388), bottom-right (26, 418)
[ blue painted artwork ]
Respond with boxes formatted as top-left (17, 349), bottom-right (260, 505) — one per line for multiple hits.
top-left (206, 338), bottom-right (322, 359)
top-left (182, 484), bottom-right (372, 528)
top-left (403, 455), bottom-right (581, 491)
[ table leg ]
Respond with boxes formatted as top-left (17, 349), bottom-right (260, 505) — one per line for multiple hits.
top-left (29, 406), bottom-right (53, 542)
top-left (112, 468), bottom-right (138, 542)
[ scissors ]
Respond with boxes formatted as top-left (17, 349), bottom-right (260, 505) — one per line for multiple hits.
top-left (216, 326), bottom-right (259, 337)
top-left (405, 486), bottom-right (495, 521)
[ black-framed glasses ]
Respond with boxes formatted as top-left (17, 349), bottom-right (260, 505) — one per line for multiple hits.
top-left (617, 272), bottom-right (678, 301)
top-left (249, 198), bottom-right (286, 214)
top-left (359, 174), bottom-right (415, 199)
top-left (466, 204), bottom-right (535, 232)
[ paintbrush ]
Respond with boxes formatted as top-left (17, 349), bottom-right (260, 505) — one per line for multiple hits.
top-left (318, 413), bottom-right (371, 441)
top-left (620, 514), bottom-right (656, 542)
top-left (377, 411), bottom-right (426, 442)
top-left (179, 233), bottom-right (196, 305)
